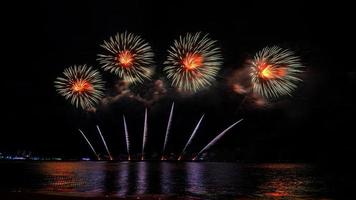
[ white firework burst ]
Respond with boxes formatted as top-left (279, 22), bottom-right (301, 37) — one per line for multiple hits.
top-left (54, 65), bottom-right (105, 109)
top-left (250, 46), bottom-right (304, 99)
top-left (97, 32), bottom-right (155, 84)
top-left (164, 32), bottom-right (223, 93)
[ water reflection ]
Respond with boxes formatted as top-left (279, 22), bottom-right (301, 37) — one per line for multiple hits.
top-left (186, 162), bottom-right (205, 195)
top-left (136, 162), bottom-right (148, 195)
top-left (38, 162), bottom-right (106, 193)
top-left (0, 162), bottom-right (331, 199)
top-left (160, 163), bottom-right (173, 194)
top-left (253, 164), bottom-right (321, 199)
top-left (103, 163), bottom-right (119, 195)
top-left (117, 162), bottom-right (129, 196)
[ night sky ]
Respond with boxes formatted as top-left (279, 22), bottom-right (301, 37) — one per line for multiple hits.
top-left (3, 1), bottom-right (355, 162)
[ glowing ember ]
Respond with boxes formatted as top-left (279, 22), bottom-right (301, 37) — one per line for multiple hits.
top-left (72, 80), bottom-right (92, 93)
top-left (261, 66), bottom-right (273, 79)
top-left (117, 50), bottom-right (134, 67)
top-left (258, 62), bottom-right (286, 79)
top-left (182, 53), bottom-right (203, 70)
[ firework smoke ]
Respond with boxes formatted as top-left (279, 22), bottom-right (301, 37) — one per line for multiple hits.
top-left (193, 119), bottom-right (243, 160)
top-left (141, 108), bottom-right (148, 160)
top-left (250, 46), bottom-right (304, 99)
top-left (178, 114), bottom-right (205, 160)
top-left (97, 32), bottom-right (155, 84)
top-left (123, 115), bottom-right (131, 160)
top-left (54, 65), bottom-right (105, 110)
top-left (100, 80), bottom-right (167, 109)
top-left (78, 129), bottom-right (100, 160)
top-left (164, 32), bottom-right (223, 93)
top-left (228, 67), bottom-right (252, 95)
top-left (227, 64), bottom-right (270, 110)
top-left (96, 125), bottom-right (113, 160)
top-left (161, 102), bottom-right (175, 160)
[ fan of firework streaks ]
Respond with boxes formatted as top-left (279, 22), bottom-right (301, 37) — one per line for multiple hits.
top-left (164, 32), bottom-right (223, 93)
top-left (54, 65), bottom-right (105, 109)
top-left (250, 46), bottom-right (304, 99)
top-left (97, 32), bottom-right (155, 84)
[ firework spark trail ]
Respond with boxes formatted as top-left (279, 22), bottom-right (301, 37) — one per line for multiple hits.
top-left (193, 119), bottom-right (244, 160)
top-left (78, 129), bottom-right (100, 160)
top-left (123, 115), bottom-right (131, 160)
top-left (54, 65), bottom-right (105, 110)
top-left (161, 102), bottom-right (175, 160)
top-left (96, 125), bottom-right (113, 160)
top-left (178, 114), bottom-right (205, 160)
top-left (141, 108), bottom-right (148, 160)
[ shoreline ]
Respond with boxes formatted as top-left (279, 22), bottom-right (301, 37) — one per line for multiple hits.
top-left (1, 192), bottom-right (333, 200)
top-left (1, 192), bottom-right (203, 200)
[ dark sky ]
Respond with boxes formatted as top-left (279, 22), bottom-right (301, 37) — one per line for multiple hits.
top-left (3, 1), bottom-right (355, 161)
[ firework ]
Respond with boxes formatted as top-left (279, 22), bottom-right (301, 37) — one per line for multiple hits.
top-left (178, 114), bottom-right (205, 160)
top-left (78, 129), bottom-right (100, 160)
top-left (193, 119), bottom-right (243, 160)
top-left (141, 108), bottom-right (148, 160)
top-left (96, 125), bottom-right (113, 160)
top-left (164, 32), bottom-right (223, 93)
top-left (161, 102), bottom-right (175, 160)
top-left (54, 65), bottom-right (105, 110)
top-left (123, 115), bottom-right (131, 160)
top-left (97, 32), bottom-right (155, 84)
top-left (250, 46), bottom-right (304, 99)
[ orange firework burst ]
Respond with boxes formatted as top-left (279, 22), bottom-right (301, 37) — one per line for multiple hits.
top-left (117, 50), bottom-right (134, 68)
top-left (182, 53), bottom-right (203, 70)
top-left (97, 32), bottom-right (155, 84)
top-left (164, 32), bottom-right (222, 93)
top-left (71, 80), bottom-right (93, 93)
top-left (257, 62), bottom-right (286, 79)
top-left (54, 65), bottom-right (105, 110)
top-left (250, 46), bottom-right (304, 99)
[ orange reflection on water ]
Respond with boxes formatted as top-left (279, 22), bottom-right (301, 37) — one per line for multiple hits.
top-left (257, 164), bottom-right (307, 199)
top-left (263, 180), bottom-right (291, 198)
top-left (38, 162), bottom-right (85, 192)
